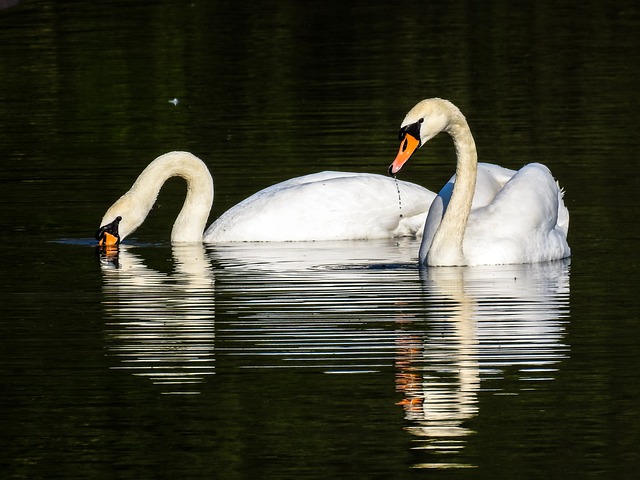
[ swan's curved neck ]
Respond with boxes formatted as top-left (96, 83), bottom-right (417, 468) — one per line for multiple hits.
top-left (428, 112), bottom-right (477, 265)
top-left (100, 152), bottom-right (214, 242)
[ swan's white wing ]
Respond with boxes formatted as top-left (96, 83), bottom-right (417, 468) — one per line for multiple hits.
top-left (418, 163), bottom-right (517, 263)
top-left (419, 194), bottom-right (444, 265)
top-left (255, 171), bottom-right (365, 188)
top-left (463, 163), bottom-right (571, 265)
top-left (205, 172), bottom-right (435, 242)
top-left (473, 163), bottom-right (517, 208)
top-left (443, 163), bottom-right (517, 209)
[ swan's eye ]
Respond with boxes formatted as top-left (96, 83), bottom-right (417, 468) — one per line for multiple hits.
top-left (398, 122), bottom-right (422, 143)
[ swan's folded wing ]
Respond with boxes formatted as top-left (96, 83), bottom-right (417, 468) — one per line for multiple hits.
top-left (443, 163), bottom-right (517, 210)
top-left (204, 173), bottom-right (435, 242)
top-left (465, 163), bottom-right (570, 263)
top-left (419, 194), bottom-right (445, 265)
top-left (473, 163), bottom-right (516, 208)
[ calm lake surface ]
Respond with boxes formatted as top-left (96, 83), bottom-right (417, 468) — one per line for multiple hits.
top-left (1, 1), bottom-right (639, 478)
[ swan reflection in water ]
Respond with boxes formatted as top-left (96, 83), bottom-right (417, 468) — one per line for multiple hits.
top-left (208, 239), bottom-right (424, 373)
top-left (99, 238), bottom-right (423, 389)
top-left (98, 240), bottom-right (570, 468)
top-left (396, 260), bottom-right (570, 469)
top-left (99, 243), bottom-right (215, 395)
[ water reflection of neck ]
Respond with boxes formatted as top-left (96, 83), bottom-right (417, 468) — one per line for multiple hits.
top-left (423, 268), bottom-right (480, 432)
top-left (100, 244), bottom-right (216, 394)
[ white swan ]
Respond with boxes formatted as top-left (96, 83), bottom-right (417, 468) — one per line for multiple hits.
top-left (97, 151), bottom-right (436, 244)
top-left (389, 98), bottom-right (570, 266)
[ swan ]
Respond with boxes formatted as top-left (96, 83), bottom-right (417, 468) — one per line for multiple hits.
top-left (96, 151), bottom-right (436, 245)
top-left (388, 98), bottom-right (570, 266)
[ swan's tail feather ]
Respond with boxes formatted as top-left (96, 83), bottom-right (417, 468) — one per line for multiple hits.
top-left (555, 183), bottom-right (570, 238)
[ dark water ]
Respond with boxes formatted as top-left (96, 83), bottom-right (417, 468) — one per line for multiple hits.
top-left (1, 1), bottom-right (639, 478)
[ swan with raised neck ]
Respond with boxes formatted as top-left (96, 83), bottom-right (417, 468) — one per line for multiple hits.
top-left (389, 98), bottom-right (571, 266)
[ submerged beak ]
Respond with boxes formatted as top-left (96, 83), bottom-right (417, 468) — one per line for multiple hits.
top-left (388, 133), bottom-right (420, 175)
top-left (96, 216), bottom-right (122, 247)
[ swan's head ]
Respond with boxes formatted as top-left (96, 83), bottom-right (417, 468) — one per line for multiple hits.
top-left (96, 215), bottom-right (122, 247)
top-left (388, 98), bottom-right (459, 175)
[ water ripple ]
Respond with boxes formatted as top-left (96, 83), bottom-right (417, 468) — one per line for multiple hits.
top-left (99, 241), bottom-right (570, 468)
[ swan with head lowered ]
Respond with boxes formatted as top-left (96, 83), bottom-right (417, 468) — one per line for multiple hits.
top-left (96, 151), bottom-right (436, 245)
top-left (389, 98), bottom-right (570, 266)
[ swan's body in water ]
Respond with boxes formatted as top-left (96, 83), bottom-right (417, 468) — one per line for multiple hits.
top-left (389, 98), bottom-right (570, 266)
top-left (97, 151), bottom-right (436, 244)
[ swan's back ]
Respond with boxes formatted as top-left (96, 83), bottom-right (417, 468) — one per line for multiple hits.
top-left (205, 171), bottom-right (435, 242)
top-left (419, 163), bottom-right (517, 263)
top-left (463, 163), bottom-right (571, 265)
top-left (438, 163), bottom-right (517, 210)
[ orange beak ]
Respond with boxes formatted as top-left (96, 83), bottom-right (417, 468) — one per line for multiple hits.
top-left (388, 133), bottom-right (420, 175)
top-left (96, 216), bottom-right (122, 247)
top-left (98, 231), bottom-right (119, 247)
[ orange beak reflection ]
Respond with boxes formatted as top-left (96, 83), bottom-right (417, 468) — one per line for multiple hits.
top-left (389, 133), bottom-right (420, 175)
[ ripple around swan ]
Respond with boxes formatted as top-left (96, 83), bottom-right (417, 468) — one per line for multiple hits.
top-left (210, 240), bottom-right (425, 374)
top-left (400, 261), bottom-right (570, 467)
top-left (100, 244), bottom-right (216, 395)
top-left (99, 241), bottom-right (570, 468)
top-left (99, 240), bottom-right (426, 392)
